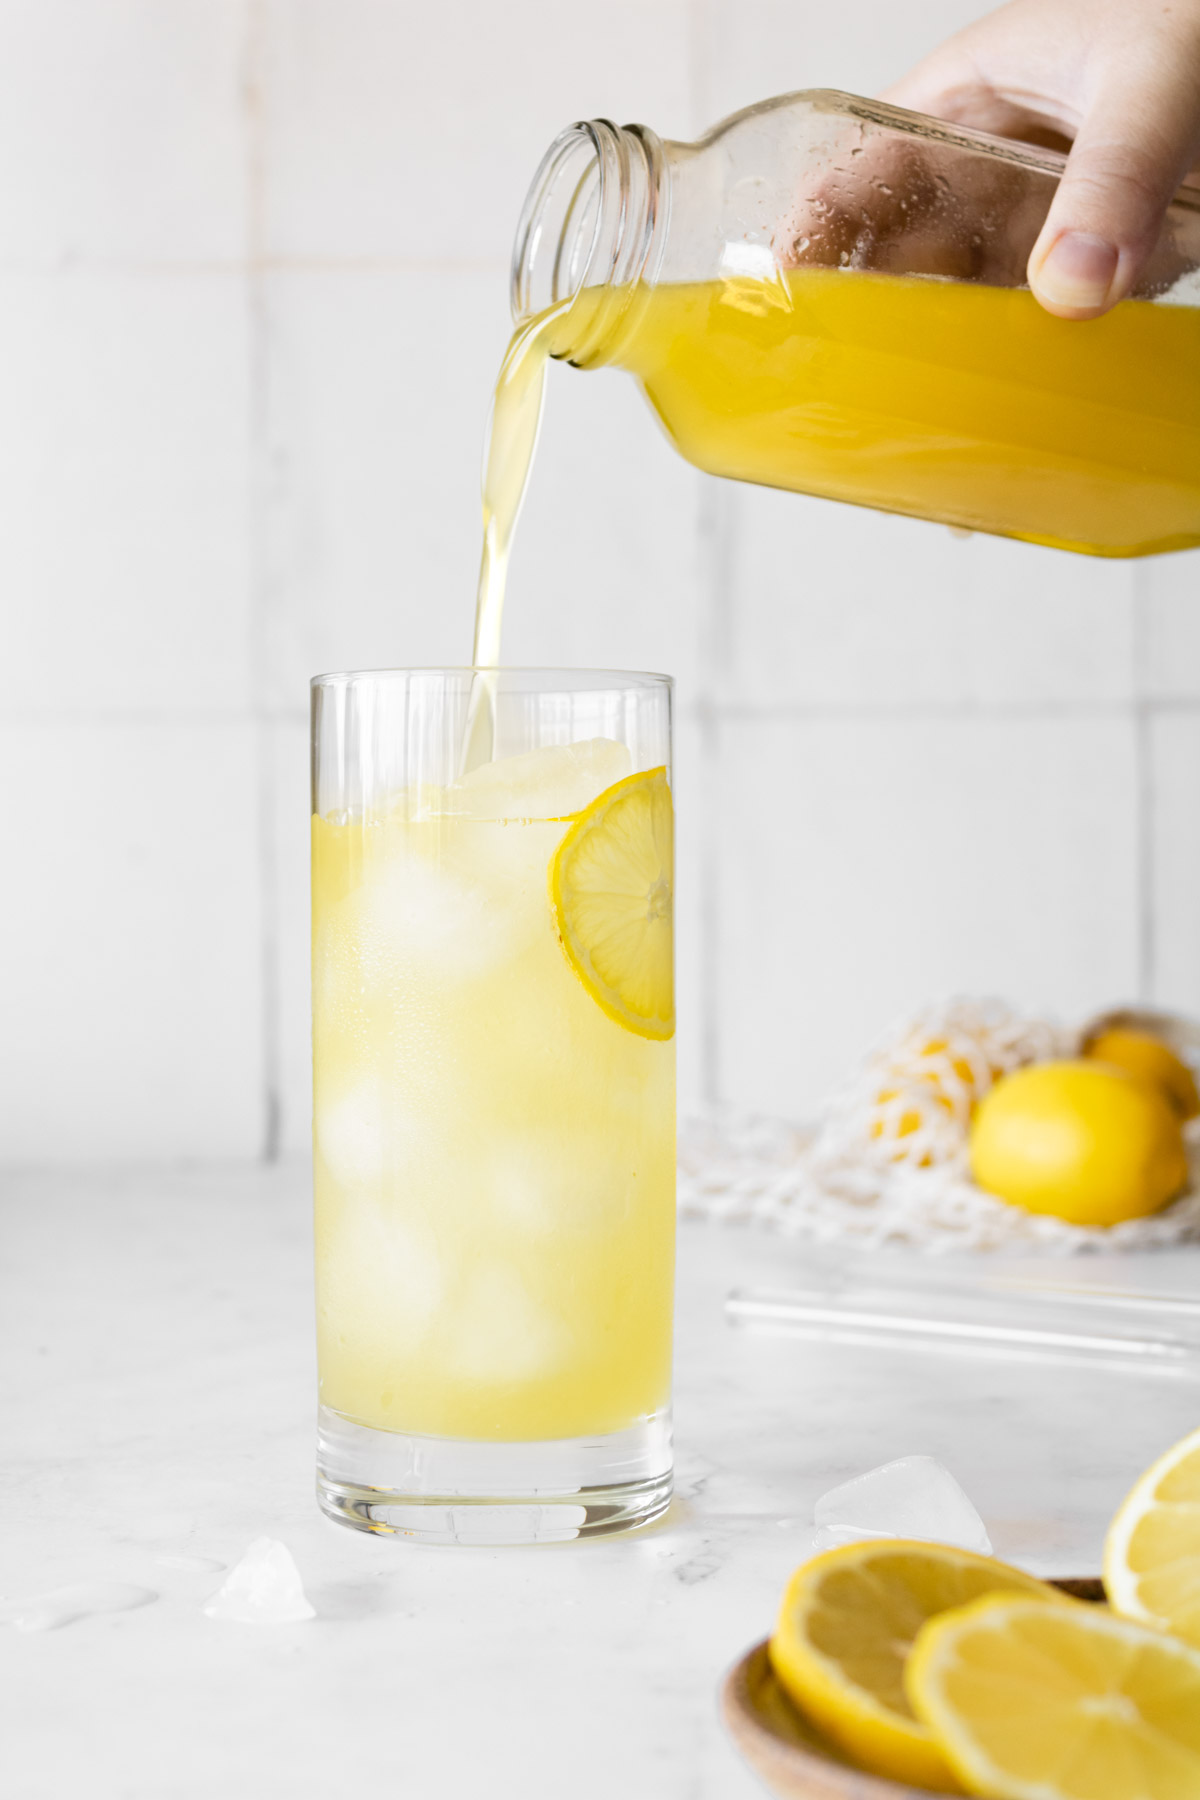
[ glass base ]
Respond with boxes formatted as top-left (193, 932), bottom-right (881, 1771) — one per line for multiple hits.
top-left (316, 1404), bottom-right (673, 1544)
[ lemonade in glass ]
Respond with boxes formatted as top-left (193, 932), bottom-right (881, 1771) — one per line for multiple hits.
top-left (312, 669), bottom-right (675, 1542)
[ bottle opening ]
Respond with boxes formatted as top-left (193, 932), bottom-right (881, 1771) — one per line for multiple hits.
top-left (510, 120), bottom-right (669, 363)
top-left (511, 124), bottom-right (605, 323)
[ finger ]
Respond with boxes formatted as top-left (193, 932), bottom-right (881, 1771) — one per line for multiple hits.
top-left (1029, 49), bottom-right (1200, 318)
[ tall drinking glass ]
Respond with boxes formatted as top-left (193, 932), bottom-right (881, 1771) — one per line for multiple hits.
top-left (311, 669), bottom-right (675, 1542)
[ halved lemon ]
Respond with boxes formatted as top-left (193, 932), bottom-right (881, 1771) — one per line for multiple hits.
top-left (768, 1540), bottom-right (1062, 1791)
top-left (549, 766), bottom-right (674, 1040)
top-left (1105, 1424), bottom-right (1200, 1648)
top-left (907, 1592), bottom-right (1200, 1800)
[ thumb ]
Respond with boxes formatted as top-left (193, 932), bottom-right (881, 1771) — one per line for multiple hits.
top-left (1029, 50), bottom-right (1200, 319)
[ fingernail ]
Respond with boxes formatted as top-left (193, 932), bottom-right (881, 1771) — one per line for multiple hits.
top-left (1035, 232), bottom-right (1119, 312)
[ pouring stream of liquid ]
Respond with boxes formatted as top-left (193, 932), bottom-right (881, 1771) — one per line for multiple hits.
top-left (462, 302), bottom-right (569, 773)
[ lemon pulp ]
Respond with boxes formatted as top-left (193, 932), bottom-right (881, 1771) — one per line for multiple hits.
top-left (768, 1540), bottom-right (1061, 1790)
top-left (907, 1593), bottom-right (1200, 1800)
top-left (1106, 1424), bottom-right (1200, 1649)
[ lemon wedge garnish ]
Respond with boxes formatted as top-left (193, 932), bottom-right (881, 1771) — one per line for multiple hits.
top-left (549, 766), bottom-right (673, 1041)
top-left (768, 1540), bottom-right (1064, 1790)
top-left (907, 1592), bottom-right (1200, 1800)
top-left (1105, 1424), bottom-right (1200, 1648)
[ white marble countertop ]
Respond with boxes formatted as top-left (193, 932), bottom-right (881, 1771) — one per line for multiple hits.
top-left (5, 1163), bottom-right (1200, 1798)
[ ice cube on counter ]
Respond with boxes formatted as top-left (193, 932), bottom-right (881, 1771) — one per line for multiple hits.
top-left (813, 1455), bottom-right (993, 1555)
top-left (202, 1539), bottom-right (315, 1624)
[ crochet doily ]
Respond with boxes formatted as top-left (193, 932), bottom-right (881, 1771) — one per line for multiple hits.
top-left (679, 999), bottom-right (1200, 1254)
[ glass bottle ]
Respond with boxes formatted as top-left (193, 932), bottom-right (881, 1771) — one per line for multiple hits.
top-left (510, 89), bottom-right (1200, 558)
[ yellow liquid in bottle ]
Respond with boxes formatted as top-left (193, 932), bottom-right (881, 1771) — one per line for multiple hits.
top-left (470, 267), bottom-right (1200, 679)
top-left (601, 267), bottom-right (1200, 557)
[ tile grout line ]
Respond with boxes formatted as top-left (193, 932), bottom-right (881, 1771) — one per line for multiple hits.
top-left (695, 490), bottom-right (727, 1113)
top-left (1132, 563), bottom-right (1156, 1004)
top-left (688, 0), bottom-right (725, 1114)
top-left (708, 697), bottom-right (1198, 721)
top-left (686, 0), bottom-right (714, 136)
top-left (12, 696), bottom-right (1200, 728)
top-left (0, 254), bottom-right (512, 277)
top-left (243, 0), bottom-right (282, 1163)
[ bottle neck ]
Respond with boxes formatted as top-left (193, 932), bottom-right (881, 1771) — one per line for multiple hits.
top-left (510, 119), bottom-right (668, 366)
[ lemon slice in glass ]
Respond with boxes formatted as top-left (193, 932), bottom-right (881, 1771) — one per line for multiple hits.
top-left (907, 1593), bottom-right (1200, 1800)
top-left (769, 1540), bottom-right (1064, 1790)
top-left (1105, 1424), bottom-right (1200, 1647)
top-left (550, 766), bottom-right (674, 1041)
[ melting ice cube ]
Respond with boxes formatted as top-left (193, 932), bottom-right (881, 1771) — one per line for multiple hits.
top-left (202, 1539), bottom-right (315, 1624)
top-left (450, 1264), bottom-right (569, 1383)
top-left (813, 1455), bottom-right (993, 1554)
top-left (449, 739), bottom-right (632, 820)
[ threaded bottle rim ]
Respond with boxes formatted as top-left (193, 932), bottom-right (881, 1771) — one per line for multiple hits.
top-left (510, 119), bottom-right (668, 362)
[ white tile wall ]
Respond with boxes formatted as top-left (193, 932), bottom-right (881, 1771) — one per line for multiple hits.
top-left (0, 721), bottom-right (264, 1161)
top-left (0, 273), bottom-right (253, 714)
top-left (699, 0), bottom-right (1001, 120)
top-left (261, 274), bottom-right (703, 697)
top-left (261, 268), bottom-right (510, 695)
top-left (715, 716), bottom-right (1142, 1114)
top-left (723, 487), bottom-right (1138, 710)
top-left (260, 0), bottom-right (694, 263)
top-left (0, 0), bottom-right (247, 264)
top-left (1143, 551), bottom-right (1200, 702)
top-left (498, 368), bottom-right (706, 688)
top-left (2, 0), bottom-right (1197, 1162)
top-left (270, 718), bottom-right (313, 1158)
top-left (1149, 713), bottom-right (1200, 1018)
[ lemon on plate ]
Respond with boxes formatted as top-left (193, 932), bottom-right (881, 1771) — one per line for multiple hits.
top-left (969, 1060), bottom-right (1188, 1227)
top-left (1105, 1423), bottom-right (1200, 1649)
top-left (906, 1592), bottom-right (1200, 1800)
top-left (768, 1540), bottom-right (1063, 1790)
top-left (1085, 1025), bottom-right (1200, 1122)
top-left (549, 766), bottom-right (674, 1041)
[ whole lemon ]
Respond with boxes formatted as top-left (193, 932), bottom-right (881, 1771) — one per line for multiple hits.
top-left (969, 1060), bottom-right (1188, 1227)
top-left (1084, 1025), bottom-right (1200, 1121)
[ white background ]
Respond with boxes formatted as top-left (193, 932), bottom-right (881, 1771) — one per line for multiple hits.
top-left (1, 0), bottom-right (1196, 1165)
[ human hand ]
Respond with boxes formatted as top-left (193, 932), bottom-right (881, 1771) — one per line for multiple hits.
top-left (884, 0), bottom-right (1200, 318)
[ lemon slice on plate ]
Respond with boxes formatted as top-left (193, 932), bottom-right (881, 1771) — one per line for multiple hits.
top-left (550, 766), bottom-right (673, 1041)
top-left (907, 1592), bottom-right (1200, 1800)
top-left (1105, 1424), bottom-right (1200, 1647)
top-left (768, 1540), bottom-right (1064, 1790)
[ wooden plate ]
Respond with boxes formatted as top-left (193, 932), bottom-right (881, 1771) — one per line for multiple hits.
top-left (721, 1577), bottom-right (1105, 1799)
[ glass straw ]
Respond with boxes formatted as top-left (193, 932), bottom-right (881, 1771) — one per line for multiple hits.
top-left (726, 1264), bottom-right (1200, 1376)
